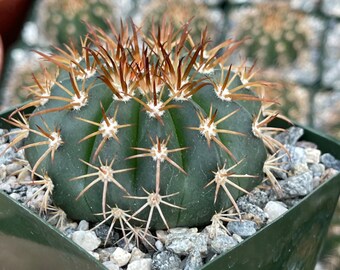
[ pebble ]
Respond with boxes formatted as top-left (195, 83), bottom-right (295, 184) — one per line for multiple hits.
top-left (77, 220), bottom-right (90, 231)
top-left (8, 128), bottom-right (22, 144)
top-left (0, 144), bottom-right (16, 165)
top-left (165, 230), bottom-right (207, 256)
top-left (210, 235), bottom-right (238, 254)
top-left (305, 148), bottom-right (321, 164)
top-left (89, 251), bottom-right (100, 260)
top-left (127, 258), bottom-right (152, 270)
top-left (292, 163), bottom-right (310, 175)
top-left (155, 240), bottom-right (164, 251)
top-left (279, 172), bottom-right (314, 197)
top-left (152, 250), bottom-right (181, 270)
top-left (5, 162), bottom-right (23, 175)
top-left (227, 221), bottom-right (257, 238)
top-left (322, 168), bottom-right (340, 182)
top-left (156, 230), bottom-right (168, 243)
top-left (309, 163), bottom-right (325, 178)
top-left (0, 182), bottom-right (11, 193)
top-left (280, 145), bottom-right (307, 172)
top-left (232, 233), bottom-right (243, 243)
top-left (264, 201), bottom-right (288, 223)
top-left (94, 224), bottom-right (118, 246)
top-left (71, 231), bottom-right (101, 251)
top-left (0, 129), bottom-right (7, 144)
top-left (203, 225), bottom-right (228, 240)
top-left (97, 247), bottom-right (115, 262)
top-left (102, 261), bottom-right (120, 270)
top-left (320, 153), bottom-right (340, 170)
top-left (0, 164), bottom-right (6, 181)
top-left (237, 200), bottom-right (268, 225)
top-left (9, 192), bottom-right (21, 200)
top-left (183, 250), bottom-right (203, 270)
top-left (5, 176), bottom-right (20, 190)
top-left (130, 247), bottom-right (145, 263)
top-left (274, 127), bottom-right (304, 146)
top-left (296, 141), bottom-right (317, 149)
top-left (0, 125), bottom-right (339, 270)
top-left (239, 188), bottom-right (270, 208)
top-left (110, 247), bottom-right (131, 267)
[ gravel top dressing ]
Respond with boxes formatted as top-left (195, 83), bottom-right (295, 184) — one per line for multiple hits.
top-left (0, 126), bottom-right (339, 270)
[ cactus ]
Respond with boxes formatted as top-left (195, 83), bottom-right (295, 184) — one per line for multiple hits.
top-left (141, 0), bottom-right (219, 42)
top-left (234, 2), bottom-right (308, 67)
top-left (6, 20), bottom-right (285, 233)
top-left (0, 48), bottom-right (57, 109)
top-left (36, 0), bottom-right (116, 48)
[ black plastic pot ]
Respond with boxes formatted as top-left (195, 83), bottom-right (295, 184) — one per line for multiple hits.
top-left (0, 106), bottom-right (339, 270)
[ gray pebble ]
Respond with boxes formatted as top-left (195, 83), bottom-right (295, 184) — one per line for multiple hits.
top-left (77, 220), bottom-right (89, 231)
top-left (296, 141), bottom-right (317, 149)
top-left (232, 234), bottom-right (243, 243)
top-left (0, 145), bottom-right (16, 165)
top-left (8, 128), bottom-right (24, 148)
top-left (279, 145), bottom-right (307, 172)
top-left (237, 200), bottom-right (268, 225)
top-left (183, 250), bottom-right (203, 270)
top-left (152, 250), bottom-right (181, 270)
top-left (274, 127), bottom-right (304, 146)
top-left (110, 247), bottom-right (131, 267)
top-left (203, 225), bottom-right (228, 240)
top-left (166, 231), bottom-right (207, 256)
top-left (0, 129), bottom-right (8, 144)
top-left (9, 192), bottom-right (21, 201)
top-left (0, 164), bottom-right (6, 181)
top-left (320, 153), bottom-right (340, 170)
top-left (305, 148), bottom-right (321, 164)
top-left (210, 235), bottom-right (238, 254)
top-left (102, 261), bottom-right (120, 270)
top-left (127, 258), bottom-right (152, 270)
top-left (97, 247), bottom-right (115, 262)
top-left (6, 162), bottom-right (23, 175)
top-left (130, 247), bottom-right (145, 263)
top-left (279, 172), bottom-right (314, 197)
top-left (94, 224), bottom-right (118, 246)
top-left (264, 201), bottom-right (288, 222)
top-left (155, 240), bottom-right (164, 251)
top-left (227, 221), bottom-right (257, 238)
top-left (309, 163), bottom-right (325, 178)
top-left (238, 188), bottom-right (269, 208)
top-left (71, 231), bottom-right (101, 251)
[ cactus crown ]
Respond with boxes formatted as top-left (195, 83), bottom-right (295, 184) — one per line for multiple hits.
top-left (6, 20), bottom-right (285, 237)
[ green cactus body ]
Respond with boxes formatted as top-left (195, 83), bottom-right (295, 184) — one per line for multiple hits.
top-left (235, 3), bottom-right (308, 67)
top-left (17, 22), bottom-right (273, 230)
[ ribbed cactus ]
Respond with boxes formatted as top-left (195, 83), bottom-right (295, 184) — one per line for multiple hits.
top-left (36, 0), bottom-right (115, 48)
top-left (235, 3), bottom-right (308, 67)
top-left (7, 21), bottom-right (284, 232)
top-left (141, 0), bottom-right (218, 41)
top-left (1, 49), bottom-right (57, 108)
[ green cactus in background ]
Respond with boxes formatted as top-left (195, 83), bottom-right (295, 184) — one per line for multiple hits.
top-left (6, 20), bottom-right (285, 234)
top-left (0, 49), bottom-right (57, 109)
top-left (235, 2), bottom-right (308, 67)
top-left (0, 0), bottom-right (117, 109)
top-left (141, 0), bottom-right (220, 42)
top-left (36, 0), bottom-right (116, 48)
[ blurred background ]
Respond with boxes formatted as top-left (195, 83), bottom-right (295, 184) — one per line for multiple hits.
top-left (0, 0), bottom-right (339, 268)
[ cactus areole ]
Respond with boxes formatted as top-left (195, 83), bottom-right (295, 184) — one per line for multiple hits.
top-left (16, 21), bottom-right (277, 231)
